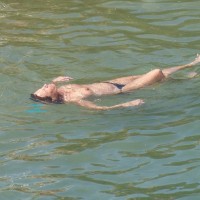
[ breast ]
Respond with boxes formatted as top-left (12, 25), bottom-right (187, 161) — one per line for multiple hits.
top-left (59, 84), bottom-right (92, 102)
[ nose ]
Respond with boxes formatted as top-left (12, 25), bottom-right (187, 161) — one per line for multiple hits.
top-left (43, 84), bottom-right (48, 88)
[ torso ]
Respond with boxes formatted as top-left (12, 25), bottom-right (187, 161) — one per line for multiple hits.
top-left (87, 83), bottom-right (121, 96)
top-left (57, 82), bottom-right (121, 102)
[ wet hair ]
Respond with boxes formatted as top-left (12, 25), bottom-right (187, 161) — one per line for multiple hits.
top-left (30, 94), bottom-right (63, 104)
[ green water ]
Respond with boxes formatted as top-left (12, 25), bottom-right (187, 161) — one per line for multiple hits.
top-left (0, 0), bottom-right (200, 199)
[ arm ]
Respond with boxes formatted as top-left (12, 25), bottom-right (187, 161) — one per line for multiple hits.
top-left (74, 99), bottom-right (144, 110)
top-left (52, 76), bottom-right (73, 83)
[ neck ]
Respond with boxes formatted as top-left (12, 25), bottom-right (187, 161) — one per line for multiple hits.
top-left (49, 86), bottom-right (63, 104)
top-left (54, 93), bottom-right (64, 104)
top-left (50, 86), bottom-right (59, 101)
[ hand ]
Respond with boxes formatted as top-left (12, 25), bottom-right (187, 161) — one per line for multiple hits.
top-left (52, 76), bottom-right (73, 83)
top-left (122, 99), bottom-right (145, 108)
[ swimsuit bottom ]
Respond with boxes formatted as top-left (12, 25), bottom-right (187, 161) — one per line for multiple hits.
top-left (104, 82), bottom-right (125, 90)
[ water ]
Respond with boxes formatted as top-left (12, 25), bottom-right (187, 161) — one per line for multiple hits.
top-left (0, 0), bottom-right (200, 199)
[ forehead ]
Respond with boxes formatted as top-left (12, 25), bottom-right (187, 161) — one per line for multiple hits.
top-left (40, 83), bottom-right (56, 91)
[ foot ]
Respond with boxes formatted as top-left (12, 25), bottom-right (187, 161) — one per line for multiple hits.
top-left (190, 54), bottom-right (200, 66)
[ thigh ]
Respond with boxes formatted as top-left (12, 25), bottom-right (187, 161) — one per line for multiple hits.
top-left (122, 69), bottom-right (165, 92)
top-left (106, 75), bottom-right (142, 85)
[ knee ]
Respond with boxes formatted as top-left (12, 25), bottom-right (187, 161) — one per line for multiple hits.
top-left (152, 68), bottom-right (162, 74)
top-left (152, 69), bottom-right (165, 79)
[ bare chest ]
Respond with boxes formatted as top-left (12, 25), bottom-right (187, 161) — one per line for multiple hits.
top-left (58, 84), bottom-right (92, 102)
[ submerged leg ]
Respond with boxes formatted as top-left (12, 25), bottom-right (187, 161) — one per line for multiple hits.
top-left (162, 54), bottom-right (200, 78)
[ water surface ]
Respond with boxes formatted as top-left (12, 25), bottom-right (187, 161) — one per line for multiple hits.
top-left (0, 0), bottom-right (200, 199)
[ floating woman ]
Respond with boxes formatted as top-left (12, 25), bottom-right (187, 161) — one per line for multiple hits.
top-left (31, 54), bottom-right (200, 110)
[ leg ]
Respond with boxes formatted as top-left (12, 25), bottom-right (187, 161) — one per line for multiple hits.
top-left (122, 54), bottom-right (200, 92)
top-left (162, 54), bottom-right (200, 78)
top-left (122, 69), bottom-right (165, 92)
top-left (105, 75), bottom-right (142, 85)
top-left (107, 54), bottom-right (200, 87)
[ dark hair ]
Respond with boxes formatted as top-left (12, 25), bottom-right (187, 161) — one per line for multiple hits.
top-left (30, 94), bottom-right (63, 104)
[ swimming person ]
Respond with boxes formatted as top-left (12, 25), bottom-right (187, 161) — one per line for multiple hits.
top-left (31, 54), bottom-right (200, 110)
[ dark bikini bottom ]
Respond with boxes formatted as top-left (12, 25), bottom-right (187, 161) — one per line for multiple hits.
top-left (104, 82), bottom-right (125, 90)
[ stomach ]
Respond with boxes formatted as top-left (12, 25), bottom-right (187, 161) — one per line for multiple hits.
top-left (87, 83), bottom-right (121, 96)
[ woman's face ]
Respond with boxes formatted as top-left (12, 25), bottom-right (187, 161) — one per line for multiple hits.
top-left (33, 83), bottom-right (57, 98)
